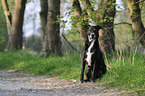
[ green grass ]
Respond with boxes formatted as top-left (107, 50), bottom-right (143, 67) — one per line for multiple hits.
top-left (0, 50), bottom-right (81, 79)
top-left (98, 53), bottom-right (145, 94)
top-left (0, 50), bottom-right (144, 94)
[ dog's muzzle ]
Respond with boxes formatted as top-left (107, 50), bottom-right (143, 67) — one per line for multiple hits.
top-left (88, 33), bottom-right (96, 41)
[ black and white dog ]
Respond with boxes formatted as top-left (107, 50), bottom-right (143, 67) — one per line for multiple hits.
top-left (80, 25), bottom-right (107, 83)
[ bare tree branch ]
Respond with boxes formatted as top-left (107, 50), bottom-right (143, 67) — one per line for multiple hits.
top-left (61, 33), bottom-right (80, 53)
top-left (114, 22), bottom-right (132, 26)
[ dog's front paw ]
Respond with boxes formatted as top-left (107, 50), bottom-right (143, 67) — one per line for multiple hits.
top-left (80, 80), bottom-right (84, 83)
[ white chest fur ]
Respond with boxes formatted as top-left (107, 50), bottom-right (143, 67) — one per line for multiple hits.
top-left (86, 40), bottom-right (95, 66)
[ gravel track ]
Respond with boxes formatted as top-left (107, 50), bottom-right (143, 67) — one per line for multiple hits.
top-left (0, 70), bottom-right (127, 96)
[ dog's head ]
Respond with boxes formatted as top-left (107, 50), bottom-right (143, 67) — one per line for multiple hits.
top-left (84, 25), bottom-right (102, 42)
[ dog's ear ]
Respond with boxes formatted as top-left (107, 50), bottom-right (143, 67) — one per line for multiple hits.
top-left (83, 24), bottom-right (90, 30)
top-left (94, 25), bottom-right (102, 31)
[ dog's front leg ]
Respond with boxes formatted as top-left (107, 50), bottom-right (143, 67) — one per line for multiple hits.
top-left (80, 58), bottom-right (86, 83)
top-left (80, 46), bottom-right (87, 83)
top-left (80, 41), bottom-right (88, 83)
top-left (91, 63), bottom-right (96, 82)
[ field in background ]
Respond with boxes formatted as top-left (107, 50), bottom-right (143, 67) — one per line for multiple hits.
top-left (0, 50), bottom-right (144, 95)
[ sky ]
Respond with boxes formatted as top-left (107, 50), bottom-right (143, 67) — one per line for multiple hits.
top-left (23, 0), bottom-right (41, 38)
top-left (23, 0), bottom-right (124, 38)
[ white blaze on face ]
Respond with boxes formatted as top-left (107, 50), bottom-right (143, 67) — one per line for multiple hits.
top-left (86, 40), bottom-right (95, 66)
top-left (88, 33), bottom-right (96, 42)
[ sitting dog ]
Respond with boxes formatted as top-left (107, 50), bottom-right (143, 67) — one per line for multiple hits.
top-left (80, 25), bottom-right (107, 83)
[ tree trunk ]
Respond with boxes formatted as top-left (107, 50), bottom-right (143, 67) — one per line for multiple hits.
top-left (46, 0), bottom-right (62, 56)
top-left (127, 0), bottom-right (145, 48)
top-left (82, 0), bottom-right (116, 55)
top-left (99, 22), bottom-right (115, 55)
top-left (98, 0), bottom-right (116, 55)
top-left (81, 0), bottom-right (94, 15)
top-left (39, 0), bottom-right (48, 57)
top-left (70, 0), bottom-right (87, 42)
top-left (11, 0), bottom-right (27, 50)
top-left (2, 0), bottom-right (12, 49)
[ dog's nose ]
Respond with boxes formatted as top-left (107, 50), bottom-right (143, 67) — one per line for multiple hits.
top-left (91, 34), bottom-right (94, 38)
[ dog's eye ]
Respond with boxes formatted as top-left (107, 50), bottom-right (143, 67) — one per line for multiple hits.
top-left (88, 33), bottom-right (91, 35)
top-left (93, 29), bottom-right (96, 32)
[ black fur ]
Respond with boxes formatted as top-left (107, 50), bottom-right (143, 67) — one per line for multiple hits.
top-left (80, 25), bottom-right (107, 83)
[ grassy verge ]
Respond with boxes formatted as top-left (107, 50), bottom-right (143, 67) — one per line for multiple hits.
top-left (99, 53), bottom-right (145, 95)
top-left (0, 50), bottom-right (81, 78)
top-left (0, 50), bottom-right (144, 94)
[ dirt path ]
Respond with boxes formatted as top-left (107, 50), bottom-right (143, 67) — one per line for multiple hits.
top-left (0, 70), bottom-right (127, 96)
